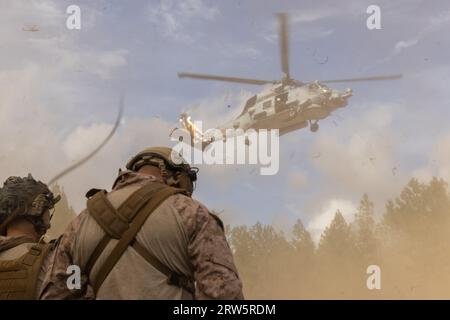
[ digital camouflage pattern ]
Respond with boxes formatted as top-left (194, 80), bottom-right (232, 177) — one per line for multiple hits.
top-left (39, 215), bottom-right (94, 300)
top-left (172, 194), bottom-right (244, 299)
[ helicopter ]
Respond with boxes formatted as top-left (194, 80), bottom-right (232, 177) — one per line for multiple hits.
top-left (175, 13), bottom-right (401, 147)
top-left (22, 25), bottom-right (40, 32)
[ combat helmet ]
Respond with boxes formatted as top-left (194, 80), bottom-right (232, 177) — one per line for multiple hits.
top-left (126, 147), bottom-right (198, 195)
top-left (0, 174), bottom-right (61, 237)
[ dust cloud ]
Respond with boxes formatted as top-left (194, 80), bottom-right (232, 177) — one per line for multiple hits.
top-left (226, 177), bottom-right (450, 299)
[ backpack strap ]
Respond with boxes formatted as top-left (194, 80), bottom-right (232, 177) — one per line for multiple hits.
top-left (85, 183), bottom-right (193, 295)
top-left (0, 237), bottom-right (35, 254)
top-left (86, 190), bottom-right (128, 239)
top-left (84, 235), bottom-right (110, 276)
top-left (87, 183), bottom-right (174, 238)
top-left (84, 183), bottom-right (170, 274)
top-left (130, 240), bottom-right (195, 294)
top-left (22, 243), bottom-right (51, 299)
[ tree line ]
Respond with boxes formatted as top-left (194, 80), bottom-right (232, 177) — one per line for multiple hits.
top-left (49, 178), bottom-right (450, 299)
top-left (227, 177), bottom-right (450, 299)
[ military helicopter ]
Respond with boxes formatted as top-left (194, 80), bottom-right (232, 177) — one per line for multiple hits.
top-left (176, 13), bottom-right (401, 146)
top-left (22, 25), bottom-right (40, 32)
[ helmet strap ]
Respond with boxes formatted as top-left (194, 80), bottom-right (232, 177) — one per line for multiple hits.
top-left (0, 207), bottom-right (25, 236)
top-left (152, 158), bottom-right (168, 178)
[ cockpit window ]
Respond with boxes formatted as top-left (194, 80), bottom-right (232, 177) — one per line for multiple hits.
top-left (309, 82), bottom-right (328, 91)
top-left (309, 83), bottom-right (319, 90)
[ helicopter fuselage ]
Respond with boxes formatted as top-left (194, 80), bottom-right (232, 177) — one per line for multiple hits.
top-left (217, 82), bottom-right (352, 136)
top-left (176, 82), bottom-right (353, 146)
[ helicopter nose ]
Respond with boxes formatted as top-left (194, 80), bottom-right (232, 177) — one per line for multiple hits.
top-left (322, 88), bottom-right (332, 96)
top-left (328, 89), bottom-right (351, 108)
top-left (342, 88), bottom-right (352, 98)
top-left (332, 88), bottom-right (352, 100)
top-left (330, 90), bottom-right (337, 98)
top-left (330, 90), bottom-right (343, 100)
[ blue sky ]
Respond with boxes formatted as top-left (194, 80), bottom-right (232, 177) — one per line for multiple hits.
top-left (1, 0), bottom-right (450, 240)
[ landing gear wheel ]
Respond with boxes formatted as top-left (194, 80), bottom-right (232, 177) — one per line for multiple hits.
top-left (310, 122), bottom-right (319, 132)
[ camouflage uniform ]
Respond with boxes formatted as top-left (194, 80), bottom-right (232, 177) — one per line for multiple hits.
top-left (0, 175), bottom-right (65, 300)
top-left (42, 170), bottom-right (243, 300)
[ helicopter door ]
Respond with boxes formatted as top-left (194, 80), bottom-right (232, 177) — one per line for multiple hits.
top-left (237, 95), bottom-right (257, 118)
top-left (274, 92), bottom-right (288, 112)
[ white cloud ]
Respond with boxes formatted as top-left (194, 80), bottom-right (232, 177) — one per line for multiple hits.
top-left (433, 134), bottom-right (450, 182)
top-left (0, 63), bottom-right (63, 172)
top-left (290, 8), bottom-right (338, 25)
top-left (380, 10), bottom-right (450, 64)
top-left (307, 199), bottom-right (357, 243)
top-left (62, 123), bottom-right (114, 160)
top-left (394, 39), bottom-right (419, 51)
top-left (25, 37), bottom-right (128, 79)
top-left (260, 7), bottom-right (341, 44)
top-left (415, 132), bottom-right (450, 184)
top-left (81, 49), bottom-right (128, 79)
top-left (0, 0), bottom-right (129, 211)
top-left (147, 0), bottom-right (219, 43)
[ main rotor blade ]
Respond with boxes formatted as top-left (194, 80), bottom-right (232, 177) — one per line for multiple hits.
top-left (178, 72), bottom-right (276, 85)
top-left (48, 95), bottom-right (124, 186)
top-left (319, 74), bottom-right (403, 83)
top-left (278, 13), bottom-right (290, 79)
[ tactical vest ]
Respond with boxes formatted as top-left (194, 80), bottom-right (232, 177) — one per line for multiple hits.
top-left (0, 239), bottom-right (51, 300)
top-left (85, 182), bottom-right (195, 295)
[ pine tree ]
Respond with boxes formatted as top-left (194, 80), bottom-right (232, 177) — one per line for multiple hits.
top-left (316, 211), bottom-right (357, 298)
top-left (289, 219), bottom-right (316, 298)
top-left (354, 194), bottom-right (378, 259)
top-left (229, 222), bottom-right (295, 298)
top-left (318, 211), bottom-right (354, 259)
top-left (292, 219), bottom-right (315, 257)
top-left (46, 184), bottom-right (77, 239)
top-left (383, 178), bottom-right (450, 240)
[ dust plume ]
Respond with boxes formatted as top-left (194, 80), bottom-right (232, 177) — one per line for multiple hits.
top-left (226, 177), bottom-right (450, 299)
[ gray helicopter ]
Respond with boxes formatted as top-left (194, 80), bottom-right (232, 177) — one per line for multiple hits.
top-left (176, 13), bottom-right (401, 146)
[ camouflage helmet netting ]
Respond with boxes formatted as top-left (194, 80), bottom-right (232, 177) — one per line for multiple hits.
top-left (0, 174), bottom-right (59, 236)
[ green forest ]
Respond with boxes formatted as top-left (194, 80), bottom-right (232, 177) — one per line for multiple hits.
top-left (49, 178), bottom-right (450, 299)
